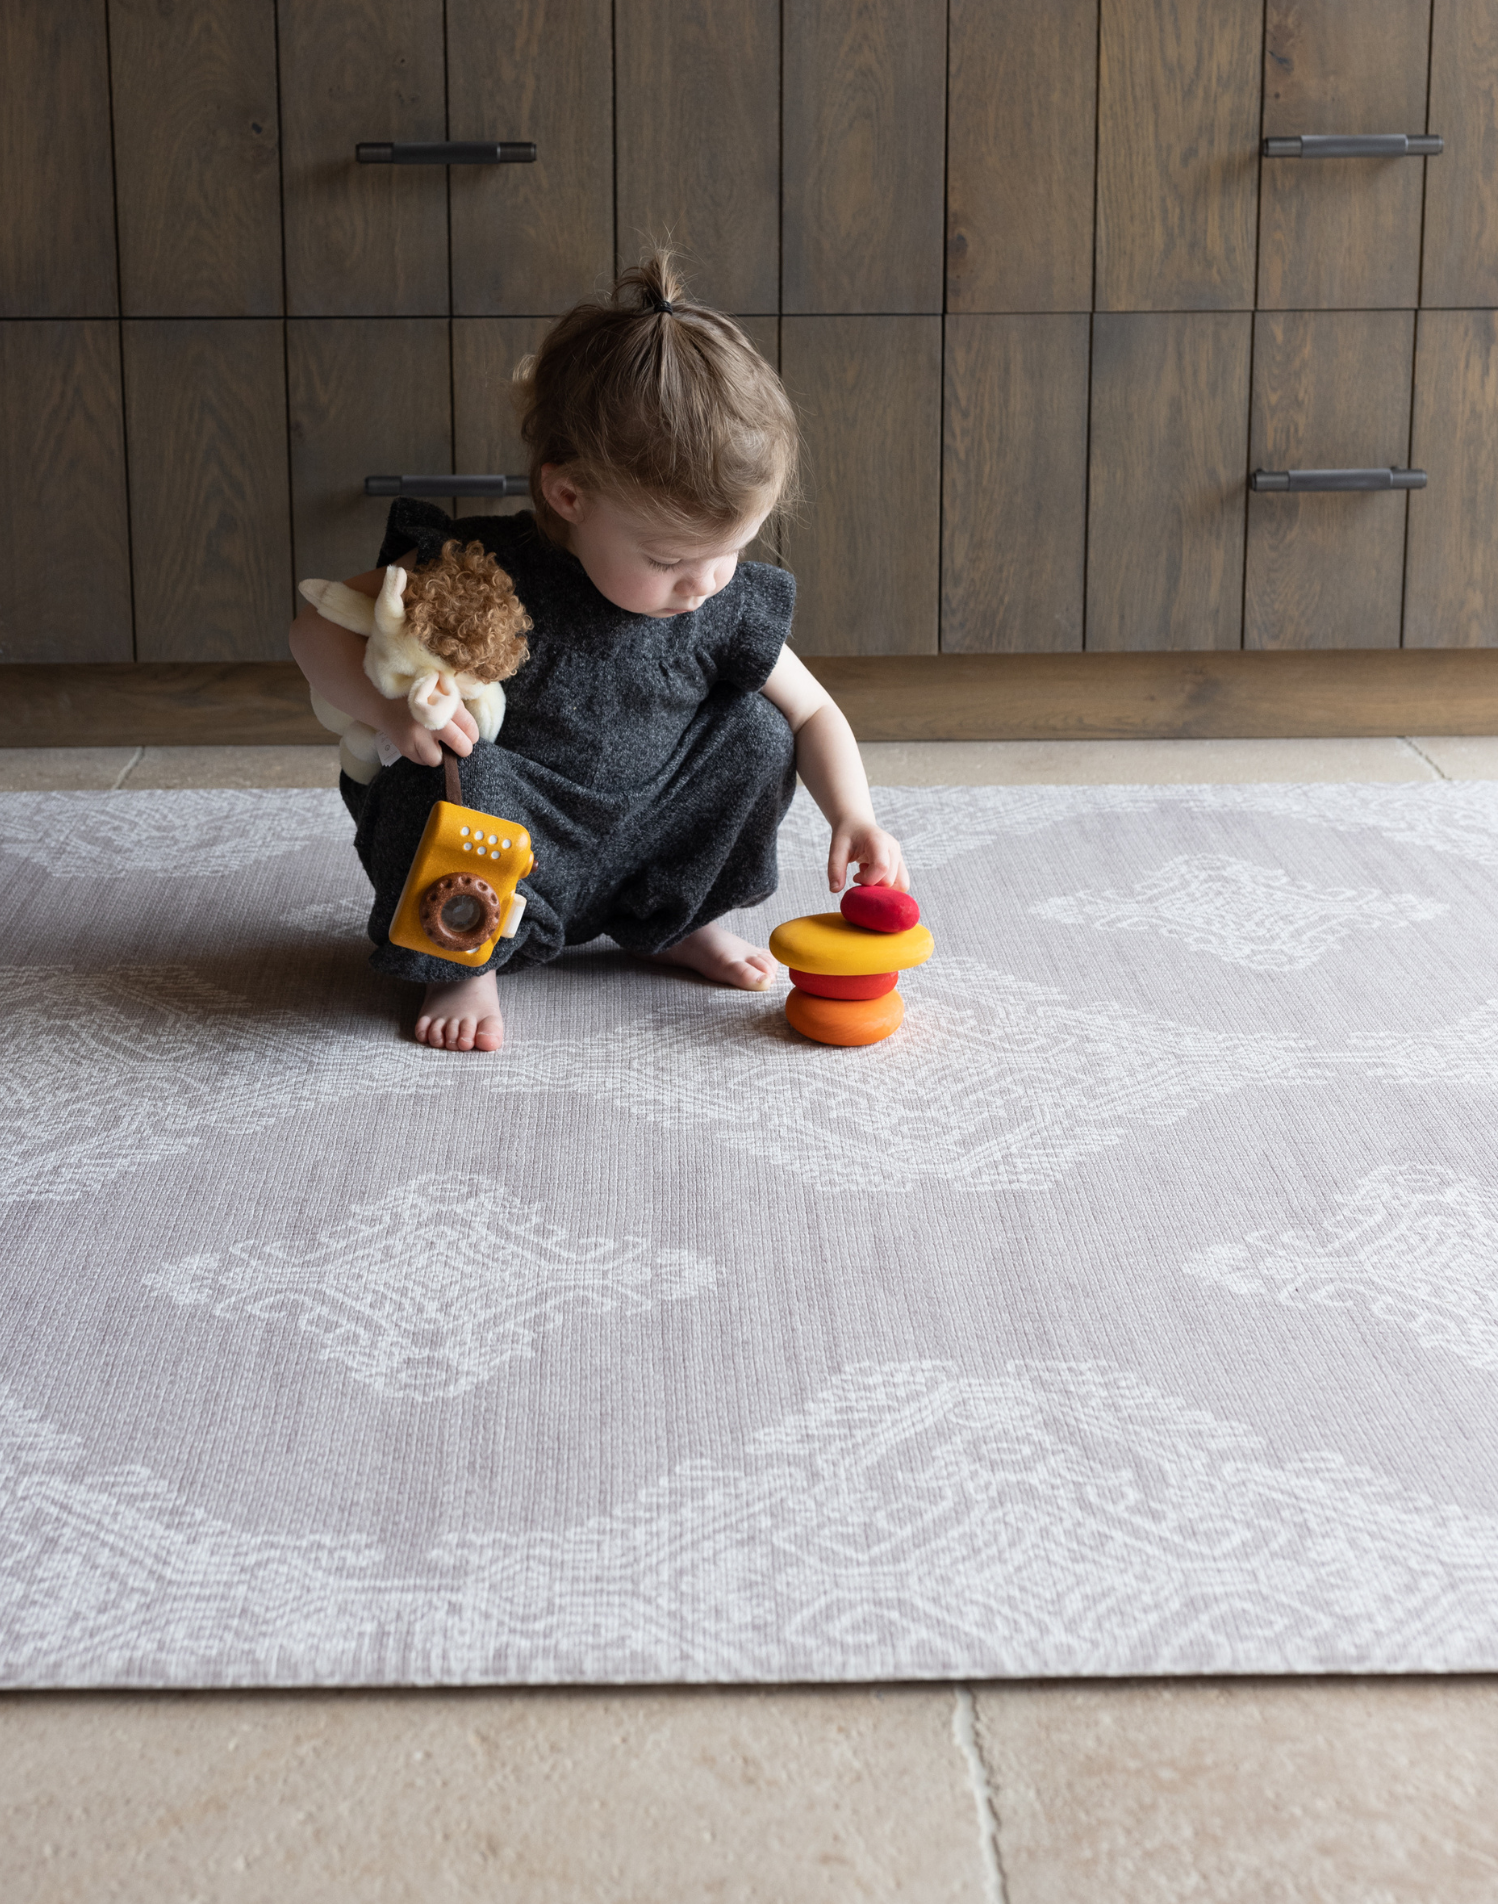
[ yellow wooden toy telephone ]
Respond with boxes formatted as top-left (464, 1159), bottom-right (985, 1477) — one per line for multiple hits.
top-left (388, 749), bottom-right (535, 965)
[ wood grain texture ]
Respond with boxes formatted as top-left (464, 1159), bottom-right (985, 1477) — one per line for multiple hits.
top-left (7, 650), bottom-right (1491, 743)
top-left (942, 316), bottom-right (1089, 652)
top-left (0, 323), bottom-right (132, 661)
top-left (780, 317), bottom-right (941, 654)
top-left (0, 1), bottom-right (117, 316)
top-left (1404, 309), bottom-right (1497, 647)
top-left (1422, 0), bottom-right (1499, 307)
top-left (287, 318), bottom-right (452, 592)
top-left (453, 316), bottom-right (553, 519)
top-left (1087, 313), bottom-right (1253, 651)
top-left (109, 0), bottom-right (281, 316)
top-left (279, 0), bottom-right (448, 317)
top-left (782, 0), bottom-right (946, 314)
top-left (946, 0), bottom-right (1097, 313)
top-left (1096, 0), bottom-right (1261, 311)
top-left (1245, 311), bottom-right (1415, 650)
top-left (616, 0), bottom-right (779, 313)
top-left (447, 0), bottom-right (612, 315)
top-left (733, 315), bottom-right (784, 567)
top-left (801, 648), bottom-right (1497, 736)
top-left (1259, 0), bottom-right (1430, 311)
top-left (123, 321), bottom-right (290, 661)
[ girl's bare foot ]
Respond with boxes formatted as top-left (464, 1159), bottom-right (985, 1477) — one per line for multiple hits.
top-left (414, 971), bottom-right (504, 1051)
top-left (646, 923), bottom-right (777, 991)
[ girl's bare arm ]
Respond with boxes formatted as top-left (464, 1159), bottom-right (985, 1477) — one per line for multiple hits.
top-left (286, 556), bottom-right (478, 765)
top-left (760, 646), bottom-right (909, 893)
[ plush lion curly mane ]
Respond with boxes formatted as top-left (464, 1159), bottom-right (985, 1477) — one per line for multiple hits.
top-left (402, 539), bottom-right (532, 684)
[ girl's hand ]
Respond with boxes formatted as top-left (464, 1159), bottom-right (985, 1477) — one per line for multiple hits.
top-left (382, 703), bottom-right (479, 766)
top-left (828, 820), bottom-right (909, 894)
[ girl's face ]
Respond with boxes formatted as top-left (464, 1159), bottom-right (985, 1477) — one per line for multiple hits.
top-left (539, 468), bottom-right (768, 618)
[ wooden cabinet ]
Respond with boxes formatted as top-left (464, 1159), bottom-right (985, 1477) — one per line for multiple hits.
top-left (2, 0), bottom-right (1493, 671)
top-left (1244, 312), bottom-right (1416, 649)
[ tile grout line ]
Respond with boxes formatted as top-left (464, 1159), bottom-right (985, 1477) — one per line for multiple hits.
top-left (951, 1686), bottom-right (1007, 1903)
top-left (1398, 736), bottom-right (1449, 780)
top-left (111, 747), bottom-right (145, 790)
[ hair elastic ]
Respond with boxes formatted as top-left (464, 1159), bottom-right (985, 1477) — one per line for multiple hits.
top-left (647, 293), bottom-right (676, 314)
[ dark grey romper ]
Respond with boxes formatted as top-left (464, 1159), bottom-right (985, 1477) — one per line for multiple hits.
top-left (339, 499), bottom-right (798, 984)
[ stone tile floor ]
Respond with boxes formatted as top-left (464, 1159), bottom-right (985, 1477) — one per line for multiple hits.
top-left (2, 734), bottom-right (1495, 1904)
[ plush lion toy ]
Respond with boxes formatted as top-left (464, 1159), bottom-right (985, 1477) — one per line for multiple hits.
top-left (299, 539), bottom-right (532, 783)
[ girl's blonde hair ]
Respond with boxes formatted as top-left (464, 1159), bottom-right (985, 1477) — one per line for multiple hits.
top-left (514, 249), bottom-right (801, 545)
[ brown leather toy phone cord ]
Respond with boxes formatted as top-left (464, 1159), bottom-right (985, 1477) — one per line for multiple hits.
top-left (443, 744), bottom-right (461, 806)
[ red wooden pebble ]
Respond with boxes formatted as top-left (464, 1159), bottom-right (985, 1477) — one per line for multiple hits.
top-left (788, 968), bottom-right (899, 1000)
top-left (840, 885), bottom-right (921, 933)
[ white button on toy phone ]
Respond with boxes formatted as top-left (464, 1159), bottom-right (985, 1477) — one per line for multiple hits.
top-left (459, 825), bottom-right (469, 836)
top-left (501, 838), bottom-right (512, 850)
top-left (487, 834), bottom-right (497, 844)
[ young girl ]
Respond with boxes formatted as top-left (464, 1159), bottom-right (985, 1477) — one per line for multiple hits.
top-left (289, 253), bottom-right (908, 1052)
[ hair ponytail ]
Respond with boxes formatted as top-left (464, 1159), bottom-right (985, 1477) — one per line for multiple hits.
top-left (512, 247), bottom-right (801, 544)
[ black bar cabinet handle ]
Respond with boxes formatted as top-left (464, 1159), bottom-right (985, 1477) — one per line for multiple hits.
top-left (1250, 468), bottom-right (1428, 493)
top-left (365, 475), bottom-right (531, 498)
top-left (356, 141), bottom-right (537, 165)
top-left (1262, 134), bottom-right (1442, 158)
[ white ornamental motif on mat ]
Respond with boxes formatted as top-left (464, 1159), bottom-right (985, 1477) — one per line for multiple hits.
top-left (483, 961), bottom-right (1493, 1193)
top-left (0, 1362), bottom-right (1490, 1686)
top-left (1031, 854), bottom-right (1446, 971)
top-left (0, 965), bottom-right (437, 1206)
top-left (1183, 1166), bottom-right (1498, 1369)
top-left (0, 789), bottom-right (345, 879)
top-left (778, 782), bottom-right (1498, 873)
top-left (146, 1173), bottom-right (720, 1398)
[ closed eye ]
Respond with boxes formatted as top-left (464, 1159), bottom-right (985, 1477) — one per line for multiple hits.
top-left (645, 546), bottom-right (750, 574)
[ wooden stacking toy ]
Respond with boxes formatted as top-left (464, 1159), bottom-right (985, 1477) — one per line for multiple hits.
top-left (769, 888), bottom-right (934, 1047)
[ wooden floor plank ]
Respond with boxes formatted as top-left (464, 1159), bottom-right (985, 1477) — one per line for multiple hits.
top-left (5, 652), bottom-right (1492, 748)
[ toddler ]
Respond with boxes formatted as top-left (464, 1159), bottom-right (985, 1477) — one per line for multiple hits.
top-left (289, 252), bottom-right (908, 1052)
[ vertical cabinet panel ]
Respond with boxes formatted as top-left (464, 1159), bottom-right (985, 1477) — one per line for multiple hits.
top-left (0, 2), bottom-right (117, 317)
top-left (616, 1), bottom-right (779, 313)
top-left (448, 0), bottom-right (613, 315)
top-left (781, 318), bottom-right (940, 653)
top-left (1423, 0), bottom-right (1499, 308)
top-left (124, 322), bottom-right (291, 661)
top-left (783, 0), bottom-right (946, 314)
top-left (942, 317), bottom-right (1088, 652)
top-left (279, 0), bottom-right (448, 318)
top-left (453, 317), bottom-right (554, 520)
top-left (110, 0), bottom-right (282, 317)
top-left (1096, 0), bottom-right (1261, 312)
top-left (1404, 311), bottom-right (1497, 647)
top-left (732, 316), bottom-right (784, 567)
top-left (288, 319), bottom-right (452, 589)
top-left (946, 0), bottom-right (1097, 313)
top-left (1087, 314), bottom-right (1252, 650)
top-left (1245, 312), bottom-right (1414, 649)
top-left (1259, 0), bottom-right (1429, 311)
top-left (0, 324), bottom-right (132, 661)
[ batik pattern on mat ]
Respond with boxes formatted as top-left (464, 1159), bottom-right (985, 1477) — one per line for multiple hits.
top-left (0, 781), bottom-right (1493, 1684)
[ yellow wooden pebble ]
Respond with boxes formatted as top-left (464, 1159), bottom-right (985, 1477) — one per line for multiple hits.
top-left (769, 912), bottom-right (935, 976)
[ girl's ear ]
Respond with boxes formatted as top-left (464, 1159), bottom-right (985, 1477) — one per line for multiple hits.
top-left (538, 463), bottom-right (586, 523)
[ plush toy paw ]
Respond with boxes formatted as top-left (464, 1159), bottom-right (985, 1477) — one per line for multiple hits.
top-left (407, 669), bottom-right (463, 732)
top-left (298, 578), bottom-right (376, 636)
top-left (464, 682), bottom-right (506, 742)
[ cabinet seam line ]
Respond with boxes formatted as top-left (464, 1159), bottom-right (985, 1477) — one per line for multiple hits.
top-left (103, 0), bottom-right (138, 662)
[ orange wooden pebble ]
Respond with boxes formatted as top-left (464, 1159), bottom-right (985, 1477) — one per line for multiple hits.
top-left (785, 986), bottom-right (905, 1047)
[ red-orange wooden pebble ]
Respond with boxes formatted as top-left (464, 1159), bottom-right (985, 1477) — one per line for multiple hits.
top-left (788, 967), bottom-right (899, 1000)
top-left (841, 886), bottom-right (920, 933)
top-left (785, 987), bottom-right (905, 1046)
